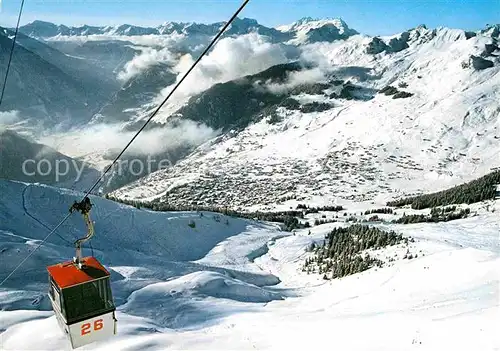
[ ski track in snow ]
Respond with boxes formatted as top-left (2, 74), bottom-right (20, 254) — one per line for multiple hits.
top-left (0, 180), bottom-right (499, 350)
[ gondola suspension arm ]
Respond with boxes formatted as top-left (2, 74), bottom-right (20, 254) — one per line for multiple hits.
top-left (69, 197), bottom-right (94, 268)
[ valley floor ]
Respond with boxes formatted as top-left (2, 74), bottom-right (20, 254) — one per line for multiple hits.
top-left (0, 181), bottom-right (499, 350)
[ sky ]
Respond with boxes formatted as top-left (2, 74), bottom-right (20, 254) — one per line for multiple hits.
top-left (0, 0), bottom-right (498, 36)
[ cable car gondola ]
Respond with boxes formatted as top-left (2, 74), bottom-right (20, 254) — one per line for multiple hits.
top-left (47, 198), bottom-right (117, 349)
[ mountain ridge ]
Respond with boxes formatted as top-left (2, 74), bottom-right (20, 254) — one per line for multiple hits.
top-left (19, 18), bottom-right (290, 40)
top-left (19, 18), bottom-right (498, 40)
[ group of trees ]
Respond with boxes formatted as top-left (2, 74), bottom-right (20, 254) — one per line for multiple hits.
top-left (387, 170), bottom-right (500, 209)
top-left (379, 86), bottom-right (398, 95)
top-left (393, 207), bottom-right (471, 224)
top-left (299, 102), bottom-right (333, 113)
top-left (283, 215), bottom-right (308, 231)
top-left (104, 195), bottom-right (146, 209)
top-left (393, 91), bottom-right (414, 99)
top-left (296, 204), bottom-right (344, 213)
top-left (379, 85), bottom-right (414, 99)
top-left (430, 206), bottom-right (457, 215)
top-left (313, 218), bottom-right (338, 226)
top-left (368, 215), bottom-right (382, 222)
top-left (364, 208), bottom-right (394, 215)
top-left (303, 225), bottom-right (408, 279)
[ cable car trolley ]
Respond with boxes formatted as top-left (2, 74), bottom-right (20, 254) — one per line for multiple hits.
top-left (47, 197), bottom-right (117, 349)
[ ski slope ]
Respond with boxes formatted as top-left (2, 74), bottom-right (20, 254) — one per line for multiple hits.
top-left (1, 180), bottom-right (499, 350)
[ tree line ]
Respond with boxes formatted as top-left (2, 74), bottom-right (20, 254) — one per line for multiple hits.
top-left (386, 170), bottom-right (500, 209)
top-left (296, 204), bottom-right (344, 213)
top-left (393, 207), bottom-right (471, 224)
top-left (104, 195), bottom-right (309, 231)
top-left (364, 208), bottom-right (394, 215)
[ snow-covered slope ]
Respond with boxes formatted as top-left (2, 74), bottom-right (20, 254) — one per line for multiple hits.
top-left (0, 179), bottom-right (282, 310)
top-left (277, 16), bottom-right (359, 44)
top-left (111, 26), bottom-right (500, 209)
top-left (0, 180), bottom-right (498, 350)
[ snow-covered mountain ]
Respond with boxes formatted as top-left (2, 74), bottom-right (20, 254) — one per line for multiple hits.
top-left (277, 17), bottom-right (359, 44)
top-left (12, 18), bottom-right (300, 126)
top-left (0, 27), bottom-right (118, 128)
top-left (3, 18), bottom-right (499, 209)
top-left (109, 24), bottom-right (500, 209)
top-left (19, 17), bottom-right (340, 43)
top-left (19, 18), bottom-right (290, 44)
top-left (4, 17), bottom-right (375, 128)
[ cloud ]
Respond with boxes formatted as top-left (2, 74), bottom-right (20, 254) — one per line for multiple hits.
top-left (299, 42), bottom-right (337, 68)
top-left (40, 120), bottom-right (217, 160)
top-left (0, 110), bottom-right (20, 125)
top-left (255, 41), bottom-right (366, 95)
top-left (118, 46), bottom-right (177, 82)
top-left (154, 33), bottom-right (290, 107)
top-left (45, 32), bottom-right (188, 48)
top-left (125, 119), bottom-right (217, 156)
top-left (260, 67), bottom-right (328, 95)
top-left (48, 31), bottom-right (199, 83)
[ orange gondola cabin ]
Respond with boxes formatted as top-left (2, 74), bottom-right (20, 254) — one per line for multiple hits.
top-left (47, 198), bottom-right (117, 349)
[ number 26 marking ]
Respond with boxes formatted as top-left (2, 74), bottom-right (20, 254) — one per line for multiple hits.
top-left (81, 319), bottom-right (103, 335)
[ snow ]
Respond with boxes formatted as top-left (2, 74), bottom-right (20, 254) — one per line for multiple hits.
top-left (20, 22), bottom-right (497, 210)
top-left (3, 18), bottom-right (500, 350)
top-left (1, 179), bottom-right (499, 350)
top-left (276, 17), bottom-right (357, 44)
top-left (111, 27), bottom-right (500, 208)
